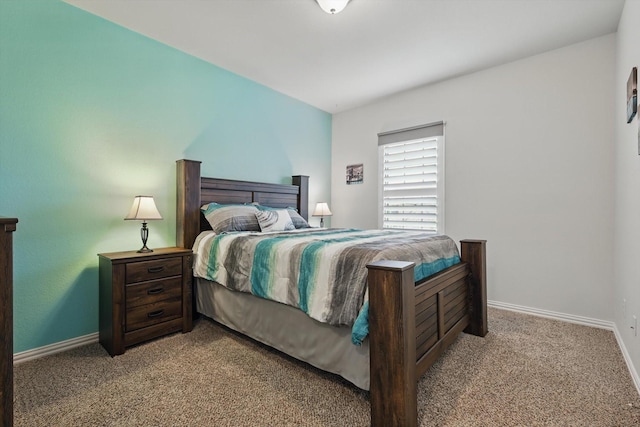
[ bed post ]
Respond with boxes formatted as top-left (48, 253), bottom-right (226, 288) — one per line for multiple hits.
top-left (366, 260), bottom-right (417, 427)
top-left (176, 159), bottom-right (202, 249)
top-left (292, 175), bottom-right (309, 220)
top-left (461, 239), bottom-right (488, 337)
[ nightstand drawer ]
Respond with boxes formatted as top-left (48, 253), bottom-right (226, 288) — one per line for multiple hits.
top-left (126, 257), bottom-right (182, 283)
top-left (126, 277), bottom-right (182, 308)
top-left (126, 298), bottom-right (182, 331)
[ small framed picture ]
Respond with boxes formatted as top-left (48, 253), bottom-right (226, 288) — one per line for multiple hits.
top-left (346, 163), bottom-right (363, 185)
top-left (627, 67), bottom-right (637, 124)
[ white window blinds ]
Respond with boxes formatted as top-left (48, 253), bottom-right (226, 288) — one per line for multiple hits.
top-left (378, 122), bottom-right (444, 233)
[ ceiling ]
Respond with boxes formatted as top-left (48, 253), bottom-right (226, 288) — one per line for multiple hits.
top-left (63, 0), bottom-right (625, 114)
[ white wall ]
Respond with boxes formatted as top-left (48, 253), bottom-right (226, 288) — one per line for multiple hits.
top-left (614, 0), bottom-right (640, 377)
top-left (332, 34), bottom-right (615, 321)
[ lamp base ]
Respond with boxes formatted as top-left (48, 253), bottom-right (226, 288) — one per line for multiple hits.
top-left (137, 222), bottom-right (153, 253)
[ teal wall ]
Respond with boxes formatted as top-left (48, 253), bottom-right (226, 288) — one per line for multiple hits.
top-left (0, 1), bottom-right (332, 353)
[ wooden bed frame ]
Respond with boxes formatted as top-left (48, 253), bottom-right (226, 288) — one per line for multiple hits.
top-left (176, 159), bottom-right (487, 427)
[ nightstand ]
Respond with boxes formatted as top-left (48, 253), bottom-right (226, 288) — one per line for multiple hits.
top-left (98, 247), bottom-right (193, 356)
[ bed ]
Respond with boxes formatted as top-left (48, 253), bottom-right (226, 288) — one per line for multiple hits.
top-left (176, 159), bottom-right (487, 427)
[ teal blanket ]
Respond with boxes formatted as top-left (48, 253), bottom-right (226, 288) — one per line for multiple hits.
top-left (192, 228), bottom-right (460, 345)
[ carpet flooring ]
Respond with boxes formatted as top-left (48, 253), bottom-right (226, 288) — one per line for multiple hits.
top-left (13, 308), bottom-right (640, 426)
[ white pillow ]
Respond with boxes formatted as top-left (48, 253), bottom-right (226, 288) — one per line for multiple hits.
top-left (255, 209), bottom-right (295, 232)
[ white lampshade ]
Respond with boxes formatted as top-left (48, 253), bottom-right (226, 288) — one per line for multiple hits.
top-left (313, 202), bottom-right (332, 217)
top-left (124, 196), bottom-right (162, 221)
top-left (316, 0), bottom-right (350, 14)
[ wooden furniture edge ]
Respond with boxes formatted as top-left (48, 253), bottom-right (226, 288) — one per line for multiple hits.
top-left (1, 216), bottom-right (18, 427)
top-left (461, 239), bottom-right (488, 337)
top-left (367, 260), bottom-right (417, 427)
top-left (176, 159), bottom-right (202, 249)
top-left (292, 175), bottom-right (309, 220)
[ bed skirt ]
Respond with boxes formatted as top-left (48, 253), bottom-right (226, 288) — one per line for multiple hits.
top-left (195, 277), bottom-right (371, 390)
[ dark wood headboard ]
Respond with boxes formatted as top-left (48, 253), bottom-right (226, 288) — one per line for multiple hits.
top-left (176, 159), bottom-right (309, 249)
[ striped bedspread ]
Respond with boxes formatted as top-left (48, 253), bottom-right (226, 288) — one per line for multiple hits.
top-left (192, 228), bottom-right (460, 344)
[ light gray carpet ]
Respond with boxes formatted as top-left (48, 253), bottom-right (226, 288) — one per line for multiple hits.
top-left (13, 308), bottom-right (640, 426)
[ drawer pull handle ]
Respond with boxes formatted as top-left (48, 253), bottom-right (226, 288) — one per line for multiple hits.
top-left (147, 310), bottom-right (164, 318)
top-left (148, 266), bottom-right (164, 274)
top-left (147, 287), bottom-right (164, 295)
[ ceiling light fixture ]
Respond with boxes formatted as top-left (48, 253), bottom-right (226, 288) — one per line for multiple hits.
top-left (316, 0), bottom-right (350, 14)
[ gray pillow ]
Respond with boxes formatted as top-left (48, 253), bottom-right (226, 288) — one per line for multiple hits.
top-left (201, 203), bottom-right (261, 233)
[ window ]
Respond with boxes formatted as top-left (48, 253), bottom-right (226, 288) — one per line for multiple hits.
top-left (378, 122), bottom-right (445, 234)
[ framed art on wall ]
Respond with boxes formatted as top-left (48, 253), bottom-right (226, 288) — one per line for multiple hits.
top-left (627, 66), bottom-right (637, 124)
top-left (346, 163), bottom-right (363, 185)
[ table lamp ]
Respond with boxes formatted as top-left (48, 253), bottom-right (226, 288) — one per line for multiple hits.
top-left (312, 202), bottom-right (332, 228)
top-left (125, 196), bottom-right (163, 253)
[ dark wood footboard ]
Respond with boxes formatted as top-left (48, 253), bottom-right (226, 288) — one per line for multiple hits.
top-left (367, 239), bottom-right (487, 427)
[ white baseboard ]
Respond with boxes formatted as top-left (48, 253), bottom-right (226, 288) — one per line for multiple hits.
top-left (488, 300), bottom-right (614, 330)
top-left (13, 332), bottom-right (99, 365)
top-left (488, 300), bottom-right (640, 396)
top-left (612, 324), bottom-right (640, 396)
